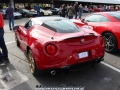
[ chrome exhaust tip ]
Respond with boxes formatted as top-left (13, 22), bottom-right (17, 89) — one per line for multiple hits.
top-left (51, 70), bottom-right (56, 75)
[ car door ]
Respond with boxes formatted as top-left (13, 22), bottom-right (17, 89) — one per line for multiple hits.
top-left (95, 16), bottom-right (111, 34)
top-left (20, 20), bottom-right (33, 51)
top-left (83, 14), bottom-right (105, 31)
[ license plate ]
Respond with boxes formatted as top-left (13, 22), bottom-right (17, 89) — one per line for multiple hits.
top-left (78, 51), bottom-right (88, 58)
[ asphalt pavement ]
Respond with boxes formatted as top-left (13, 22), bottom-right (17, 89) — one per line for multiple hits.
top-left (0, 13), bottom-right (120, 90)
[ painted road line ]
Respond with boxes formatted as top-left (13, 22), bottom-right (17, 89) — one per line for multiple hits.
top-left (101, 61), bottom-right (120, 73)
top-left (5, 41), bottom-right (15, 45)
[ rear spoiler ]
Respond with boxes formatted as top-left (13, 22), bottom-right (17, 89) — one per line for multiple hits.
top-left (64, 33), bottom-right (95, 40)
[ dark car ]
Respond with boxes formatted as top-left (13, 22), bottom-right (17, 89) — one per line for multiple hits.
top-left (50, 8), bottom-right (59, 15)
top-left (0, 9), bottom-right (4, 16)
top-left (0, 9), bottom-right (22, 19)
top-left (19, 8), bottom-right (37, 17)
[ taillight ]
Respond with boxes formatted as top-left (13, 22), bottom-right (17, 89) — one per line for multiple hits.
top-left (45, 44), bottom-right (57, 55)
top-left (100, 36), bottom-right (104, 46)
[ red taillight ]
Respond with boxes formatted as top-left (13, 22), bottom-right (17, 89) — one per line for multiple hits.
top-left (100, 36), bottom-right (104, 46)
top-left (45, 44), bottom-right (57, 55)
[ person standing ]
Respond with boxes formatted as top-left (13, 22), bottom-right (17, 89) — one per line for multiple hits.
top-left (59, 6), bottom-right (62, 17)
top-left (68, 4), bottom-right (75, 19)
top-left (0, 12), bottom-right (9, 66)
top-left (35, 4), bottom-right (40, 17)
top-left (74, 2), bottom-right (79, 19)
top-left (78, 4), bottom-right (83, 19)
top-left (0, 4), bottom-right (3, 10)
top-left (61, 5), bottom-right (66, 17)
top-left (6, 3), bottom-right (14, 31)
top-left (66, 4), bottom-right (70, 18)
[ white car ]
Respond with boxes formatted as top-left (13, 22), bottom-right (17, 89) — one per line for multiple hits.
top-left (40, 9), bottom-right (52, 16)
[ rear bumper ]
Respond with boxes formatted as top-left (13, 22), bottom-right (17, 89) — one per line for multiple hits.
top-left (36, 53), bottom-right (104, 70)
top-left (38, 56), bottom-right (104, 74)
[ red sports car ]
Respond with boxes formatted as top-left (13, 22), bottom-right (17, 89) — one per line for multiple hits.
top-left (14, 17), bottom-right (104, 75)
top-left (71, 12), bottom-right (120, 53)
top-left (89, 7), bottom-right (103, 12)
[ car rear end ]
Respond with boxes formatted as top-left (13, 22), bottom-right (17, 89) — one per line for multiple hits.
top-left (32, 18), bottom-right (104, 71)
top-left (35, 30), bottom-right (104, 70)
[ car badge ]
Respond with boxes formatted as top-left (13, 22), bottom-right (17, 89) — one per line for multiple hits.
top-left (81, 39), bottom-right (85, 44)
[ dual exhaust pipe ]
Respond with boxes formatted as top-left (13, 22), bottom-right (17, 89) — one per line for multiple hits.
top-left (51, 70), bottom-right (56, 75)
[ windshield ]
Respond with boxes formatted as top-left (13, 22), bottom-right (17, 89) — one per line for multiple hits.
top-left (41, 9), bottom-right (45, 11)
top-left (22, 9), bottom-right (29, 12)
top-left (42, 19), bottom-right (80, 33)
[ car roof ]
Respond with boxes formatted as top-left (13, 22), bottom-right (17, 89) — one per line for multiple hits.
top-left (31, 17), bottom-right (68, 25)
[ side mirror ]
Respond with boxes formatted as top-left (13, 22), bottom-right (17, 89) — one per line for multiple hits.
top-left (81, 19), bottom-right (85, 23)
top-left (13, 26), bottom-right (19, 30)
top-left (81, 19), bottom-right (88, 25)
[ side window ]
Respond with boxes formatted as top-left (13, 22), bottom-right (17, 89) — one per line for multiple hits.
top-left (85, 14), bottom-right (104, 22)
top-left (101, 17), bottom-right (110, 22)
top-left (24, 20), bottom-right (33, 30)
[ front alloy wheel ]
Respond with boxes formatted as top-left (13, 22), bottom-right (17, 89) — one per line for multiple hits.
top-left (28, 50), bottom-right (40, 76)
top-left (103, 32), bottom-right (117, 53)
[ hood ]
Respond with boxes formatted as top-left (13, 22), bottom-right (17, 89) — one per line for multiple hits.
top-left (14, 12), bottom-right (22, 16)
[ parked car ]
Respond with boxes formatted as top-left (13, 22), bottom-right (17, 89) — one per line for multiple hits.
top-left (49, 8), bottom-right (60, 15)
top-left (13, 17), bottom-right (104, 75)
top-left (0, 9), bottom-right (22, 19)
top-left (40, 8), bottom-right (52, 16)
top-left (89, 7), bottom-right (103, 12)
top-left (71, 12), bottom-right (120, 53)
top-left (43, 7), bottom-right (59, 15)
top-left (83, 8), bottom-right (89, 13)
top-left (19, 8), bottom-right (37, 17)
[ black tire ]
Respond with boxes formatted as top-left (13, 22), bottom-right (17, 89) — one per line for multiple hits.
top-left (24, 13), bottom-right (28, 17)
top-left (28, 49), bottom-right (40, 76)
top-left (15, 36), bottom-right (20, 47)
top-left (5, 14), bottom-right (8, 19)
top-left (103, 32), bottom-right (118, 53)
top-left (40, 12), bottom-right (44, 16)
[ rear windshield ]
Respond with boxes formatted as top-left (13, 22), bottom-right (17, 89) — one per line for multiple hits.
top-left (109, 12), bottom-right (120, 21)
top-left (42, 19), bottom-right (80, 33)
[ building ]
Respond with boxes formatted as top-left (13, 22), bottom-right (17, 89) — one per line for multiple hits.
top-left (0, 0), bottom-right (120, 8)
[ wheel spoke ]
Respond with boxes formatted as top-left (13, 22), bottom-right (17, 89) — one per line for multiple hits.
top-left (108, 36), bottom-right (113, 43)
top-left (109, 43), bottom-right (114, 47)
top-left (106, 44), bottom-right (110, 50)
top-left (103, 36), bottom-right (107, 41)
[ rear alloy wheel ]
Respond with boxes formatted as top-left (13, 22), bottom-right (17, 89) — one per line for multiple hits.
top-left (103, 32), bottom-right (118, 53)
top-left (40, 12), bottom-right (44, 16)
top-left (28, 49), bottom-right (40, 76)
